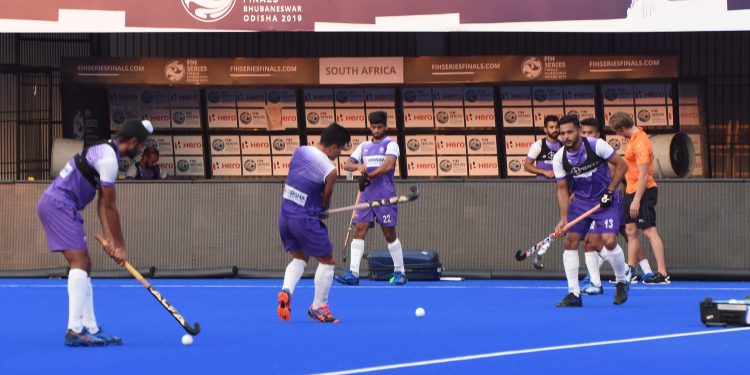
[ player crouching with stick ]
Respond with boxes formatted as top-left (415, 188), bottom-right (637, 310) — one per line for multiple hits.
top-left (551, 115), bottom-right (630, 307)
top-left (277, 123), bottom-right (351, 323)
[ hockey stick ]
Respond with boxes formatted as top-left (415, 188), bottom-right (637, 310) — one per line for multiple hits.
top-left (94, 235), bottom-right (201, 336)
top-left (341, 189), bottom-right (362, 265)
top-left (325, 186), bottom-right (420, 215)
top-left (515, 204), bottom-right (602, 270)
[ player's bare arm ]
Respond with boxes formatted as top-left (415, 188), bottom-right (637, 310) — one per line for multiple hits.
top-left (97, 185), bottom-right (127, 265)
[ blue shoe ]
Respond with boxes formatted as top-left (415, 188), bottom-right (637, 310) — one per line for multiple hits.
top-left (83, 327), bottom-right (123, 345)
top-left (581, 283), bottom-right (604, 295)
top-left (641, 272), bottom-right (655, 282)
top-left (334, 270), bottom-right (359, 286)
top-left (65, 329), bottom-right (106, 347)
top-left (626, 265), bottom-right (640, 284)
top-left (389, 271), bottom-right (407, 285)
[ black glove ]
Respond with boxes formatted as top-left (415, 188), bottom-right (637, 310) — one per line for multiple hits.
top-left (600, 190), bottom-right (614, 208)
top-left (358, 173), bottom-right (372, 192)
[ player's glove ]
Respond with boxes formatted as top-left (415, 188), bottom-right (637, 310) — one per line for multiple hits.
top-left (600, 189), bottom-right (614, 208)
top-left (358, 173), bottom-right (372, 192)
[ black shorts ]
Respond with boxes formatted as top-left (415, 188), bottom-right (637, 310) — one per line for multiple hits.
top-left (623, 187), bottom-right (658, 229)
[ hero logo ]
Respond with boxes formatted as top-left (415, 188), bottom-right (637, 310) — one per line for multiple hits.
top-left (176, 141), bottom-right (202, 150)
top-left (244, 141), bottom-right (270, 149)
top-left (506, 140), bottom-right (534, 150)
top-left (181, 0), bottom-right (236, 23)
top-left (149, 114), bottom-right (171, 122)
top-left (471, 161), bottom-right (498, 169)
top-left (282, 114), bottom-right (297, 122)
top-left (164, 60), bottom-right (185, 82)
top-left (214, 161), bottom-right (241, 170)
top-left (339, 114), bottom-right (365, 122)
top-left (440, 141), bottom-right (465, 149)
top-left (409, 162), bottom-right (436, 169)
top-left (407, 112), bottom-right (433, 122)
top-left (211, 113), bottom-right (237, 122)
top-left (466, 113), bottom-right (494, 121)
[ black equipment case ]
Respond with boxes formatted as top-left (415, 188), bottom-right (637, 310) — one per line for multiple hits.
top-left (368, 250), bottom-right (442, 281)
top-left (699, 297), bottom-right (750, 326)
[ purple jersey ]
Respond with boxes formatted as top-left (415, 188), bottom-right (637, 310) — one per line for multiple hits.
top-left (552, 137), bottom-right (615, 201)
top-left (526, 138), bottom-right (564, 180)
top-left (280, 146), bottom-right (336, 218)
top-left (349, 136), bottom-right (399, 200)
top-left (43, 141), bottom-right (121, 211)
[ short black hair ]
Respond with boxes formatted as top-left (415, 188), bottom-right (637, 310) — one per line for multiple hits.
top-left (320, 123), bottom-right (351, 147)
top-left (580, 117), bottom-right (600, 129)
top-left (558, 114), bottom-right (580, 128)
top-left (543, 115), bottom-right (559, 126)
top-left (368, 111), bottom-right (388, 126)
top-left (142, 146), bottom-right (159, 157)
top-left (116, 120), bottom-right (150, 143)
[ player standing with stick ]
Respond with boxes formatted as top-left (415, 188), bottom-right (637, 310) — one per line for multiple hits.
top-left (277, 123), bottom-right (350, 323)
top-left (37, 119), bottom-right (153, 346)
top-left (551, 115), bottom-right (630, 307)
top-left (335, 111), bottom-right (406, 286)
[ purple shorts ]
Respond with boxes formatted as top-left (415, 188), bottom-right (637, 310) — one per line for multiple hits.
top-left (278, 212), bottom-right (333, 258)
top-left (352, 205), bottom-right (398, 228)
top-left (37, 194), bottom-right (87, 252)
top-left (567, 191), bottom-right (623, 235)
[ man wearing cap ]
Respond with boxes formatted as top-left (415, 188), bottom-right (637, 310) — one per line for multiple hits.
top-left (37, 119), bottom-right (153, 346)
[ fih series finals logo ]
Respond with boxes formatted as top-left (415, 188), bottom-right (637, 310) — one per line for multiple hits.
top-left (181, 0), bottom-right (237, 23)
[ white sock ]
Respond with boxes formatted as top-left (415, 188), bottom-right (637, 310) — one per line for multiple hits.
top-left (584, 252), bottom-right (602, 287)
top-left (282, 258), bottom-right (307, 294)
top-left (312, 264), bottom-right (335, 309)
top-left (602, 245), bottom-right (628, 283)
top-left (563, 250), bottom-right (580, 297)
top-left (639, 259), bottom-right (653, 274)
top-left (598, 254), bottom-right (605, 269)
top-left (388, 239), bottom-right (405, 274)
top-left (349, 239), bottom-right (365, 277)
top-left (82, 277), bottom-right (99, 333)
top-left (67, 268), bottom-right (88, 333)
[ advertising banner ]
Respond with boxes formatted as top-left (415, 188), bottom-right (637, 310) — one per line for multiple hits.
top-left (209, 136), bottom-right (242, 156)
top-left (241, 135), bottom-right (271, 155)
top-left (468, 156), bottom-right (500, 176)
top-left (406, 156), bottom-right (437, 177)
top-left (212, 156), bottom-right (244, 176)
top-left (437, 156), bottom-right (469, 177)
top-left (404, 135), bottom-right (436, 156)
top-left (242, 156), bottom-right (274, 177)
top-left (466, 135), bottom-right (498, 155)
top-left (436, 135), bottom-right (467, 156)
top-left (464, 107), bottom-right (496, 128)
top-left (172, 136), bottom-right (204, 155)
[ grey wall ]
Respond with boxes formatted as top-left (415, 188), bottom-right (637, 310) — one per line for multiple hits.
top-left (3, 180), bottom-right (749, 277)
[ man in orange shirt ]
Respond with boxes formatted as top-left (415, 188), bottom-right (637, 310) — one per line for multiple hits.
top-left (610, 112), bottom-right (670, 284)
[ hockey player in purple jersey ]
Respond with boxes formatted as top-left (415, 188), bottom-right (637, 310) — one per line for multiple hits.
top-left (550, 115), bottom-right (630, 307)
top-left (334, 111), bottom-right (406, 286)
top-left (277, 123), bottom-right (351, 323)
top-left (523, 115), bottom-right (563, 180)
top-left (37, 119), bottom-right (153, 346)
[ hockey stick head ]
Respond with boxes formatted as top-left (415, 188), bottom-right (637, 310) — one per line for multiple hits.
top-left (184, 322), bottom-right (201, 336)
top-left (515, 250), bottom-right (527, 261)
top-left (532, 253), bottom-right (544, 270)
top-left (406, 185), bottom-right (420, 201)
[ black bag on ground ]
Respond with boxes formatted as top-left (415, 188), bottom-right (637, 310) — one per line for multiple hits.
top-left (367, 250), bottom-right (442, 281)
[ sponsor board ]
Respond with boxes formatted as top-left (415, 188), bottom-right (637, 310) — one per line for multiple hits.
top-left (138, 88), bottom-right (170, 107)
top-left (144, 135), bottom-right (174, 155)
top-left (563, 106), bottom-right (597, 121)
top-left (241, 135), bottom-right (271, 155)
top-left (305, 108), bottom-right (336, 129)
top-left (365, 108), bottom-right (397, 128)
top-left (235, 88), bottom-right (266, 107)
top-left (141, 107), bottom-right (172, 129)
top-left (403, 107), bottom-right (435, 128)
top-left (533, 107), bottom-right (564, 127)
top-left (237, 108), bottom-right (268, 129)
top-left (464, 107), bottom-right (496, 128)
top-left (241, 156), bottom-right (273, 176)
top-left (501, 107), bottom-right (533, 128)
top-left (280, 108), bottom-right (299, 129)
top-left (170, 108), bottom-right (201, 128)
top-left (304, 88), bottom-right (335, 107)
top-left (270, 135), bottom-right (301, 155)
top-left (634, 83), bottom-right (670, 105)
top-left (404, 135), bottom-right (436, 155)
top-left (108, 88), bottom-right (141, 106)
top-left (333, 88), bottom-right (365, 107)
top-left (432, 87), bottom-right (464, 106)
top-left (157, 158), bottom-right (175, 177)
top-left (319, 57), bottom-right (404, 85)
top-left (500, 86), bottom-right (532, 106)
top-left (335, 108), bottom-right (367, 128)
top-left (563, 85), bottom-right (595, 105)
top-left (174, 156), bottom-right (205, 177)
top-left (109, 107), bottom-right (140, 130)
top-left (463, 87), bottom-right (494, 107)
top-left (272, 156), bottom-right (293, 176)
top-left (606, 135), bottom-right (628, 156)
top-left (602, 84), bottom-right (634, 105)
top-left (437, 155), bottom-right (468, 177)
top-left (209, 135), bottom-right (242, 155)
top-left (504, 135), bottom-right (536, 155)
top-left (365, 88), bottom-right (396, 106)
top-left (531, 86), bottom-right (563, 106)
top-left (506, 156), bottom-right (534, 177)
top-left (172, 136), bottom-right (204, 155)
top-left (211, 156), bottom-right (243, 176)
top-left (169, 88), bottom-right (201, 107)
top-left (205, 88), bottom-right (237, 107)
top-left (635, 106), bottom-right (669, 127)
top-left (207, 108), bottom-right (239, 128)
top-left (266, 88), bottom-right (297, 106)
top-left (466, 135), bottom-right (498, 155)
top-left (604, 107), bottom-right (635, 129)
top-left (468, 155), bottom-right (500, 176)
top-left (679, 105), bottom-right (701, 127)
top-left (433, 107), bottom-right (465, 128)
top-left (406, 156), bottom-right (437, 177)
top-left (401, 87), bottom-right (433, 107)
top-left (436, 135), bottom-right (467, 155)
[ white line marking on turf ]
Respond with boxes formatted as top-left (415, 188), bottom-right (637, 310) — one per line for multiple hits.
top-left (0, 284), bottom-right (748, 292)
top-left (311, 327), bottom-right (750, 375)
